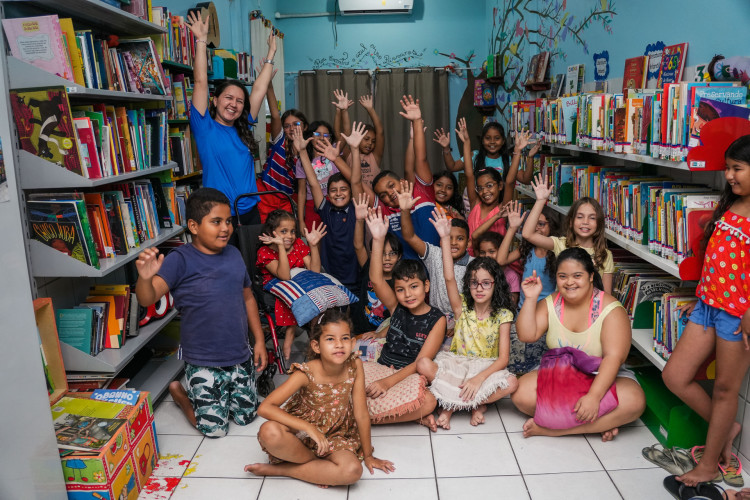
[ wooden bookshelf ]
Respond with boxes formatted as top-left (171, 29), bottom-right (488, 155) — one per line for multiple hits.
top-left (172, 170), bottom-right (202, 181)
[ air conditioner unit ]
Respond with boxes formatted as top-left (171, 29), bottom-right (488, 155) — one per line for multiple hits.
top-left (338, 0), bottom-right (413, 15)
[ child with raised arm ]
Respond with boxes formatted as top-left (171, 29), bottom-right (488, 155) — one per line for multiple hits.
top-left (256, 210), bottom-right (327, 360)
top-left (417, 208), bottom-right (517, 429)
top-left (135, 188), bottom-right (268, 437)
top-left (245, 309), bottom-right (394, 487)
top-left (522, 173), bottom-right (614, 294)
top-left (362, 208), bottom-right (446, 431)
top-left (334, 90), bottom-right (385, 188)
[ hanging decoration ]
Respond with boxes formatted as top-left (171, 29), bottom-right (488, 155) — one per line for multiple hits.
top-left (250, 10), bottom-right (284, 39)
top-left (593, 50), bottom-right (609, 81)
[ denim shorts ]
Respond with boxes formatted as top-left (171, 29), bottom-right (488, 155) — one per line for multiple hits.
top-left (688, 300), bottom-right (742, 342)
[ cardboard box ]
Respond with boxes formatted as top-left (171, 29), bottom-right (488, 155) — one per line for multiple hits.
top-left (131, 421), bottom-right (159, 489)
top-left (35, 298), bottom-right (68, 404)
top-left (62, 454), bottom-right (139, 500)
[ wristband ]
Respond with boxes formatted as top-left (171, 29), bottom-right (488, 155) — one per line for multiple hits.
top-left (196, 39), bottom-right (207, 45)
top-left (263, 58), bottom-right (275, 65)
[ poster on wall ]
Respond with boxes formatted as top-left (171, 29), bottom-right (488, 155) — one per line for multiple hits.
top-left (0, 137), bottom-right (8, 203)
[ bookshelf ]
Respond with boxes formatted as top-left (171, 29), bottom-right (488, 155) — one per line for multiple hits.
top-left (546, 143), bottom-right (691, 171)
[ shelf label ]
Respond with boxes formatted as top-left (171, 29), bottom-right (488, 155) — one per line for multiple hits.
top-left (66, 86), bottom-right (77, 93)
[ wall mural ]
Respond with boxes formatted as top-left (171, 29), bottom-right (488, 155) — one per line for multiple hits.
top-left (489, 0), bottom-right (617, 122)
top-left (307, 43), bottom-right (427, 69)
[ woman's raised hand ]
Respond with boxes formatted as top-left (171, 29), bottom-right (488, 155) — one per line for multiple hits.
top-left (185, 10), bottom-right (209, 40)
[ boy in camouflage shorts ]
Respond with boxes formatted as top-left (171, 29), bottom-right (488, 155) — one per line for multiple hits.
top-left (135, 188), bottom-right (268, 437)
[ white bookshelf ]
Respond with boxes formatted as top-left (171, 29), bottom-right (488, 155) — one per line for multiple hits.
top-left (547, 143), bottom-right (691, 171)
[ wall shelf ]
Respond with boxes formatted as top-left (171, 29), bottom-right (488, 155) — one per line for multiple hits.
top-left (632, 328), bottom-right (667, 371)
top-left (8, 57), bottom-right (170, 102)
top-left (5, 0), bottom-right (166, 35)
top-left (58, 309), bottom-right (178, 373)
top-left (19, 150), bottom-right (175, 189)
top-left (172, 171), bottom-right (202, 181)
top-left (129, 356), bottom-right (184, 401)
top-left (162, 60), bottom-right (194, 73)
top-left (547, 143), bottom-right (690, 171)
top-left (29, 225), bottom-right (185, 278)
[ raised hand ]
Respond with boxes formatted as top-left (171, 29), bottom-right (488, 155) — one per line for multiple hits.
top-left (531, 173), bottom-right (553, 201)
top-left (396, 179), bottom-right (420, 211)
top-left (359, 94), bottom-right (374, 110)
top-left (303, 221), bottom-right (327, 247)
top-left (528, 140), bottom-right (542, 157)
top-left (314, 136), bottom-right (339, 162)
top-left (514, 129), bottom-right (533, 153)
top-left (266, 32), bottom-right (277, 59)
top-left (521, 270), bottom-right (544, 300)
top-left (135, 247), bottom-right (164, 280)
top-left (341, 121), bottom-right (367, 150)
top-left (332, 89), bottom-right (354, 110)
top-left (505, 200), bottom-right (526, 229)
top-left (364, 455), bottom-right (396, 475)
top-left (433, 128), bottom-right (451, 148)
top-left (429, 207), bottom-right (452, 238)
top-left (399, 95), bottom-right (422, 122)
top-left (366, 207), bottom-right (389, 240)
top-left (290, 124), bottom-right (311, 152)
top-left (184, 10), bottom-right (209, 40)
top-left (455, 117), bottom-right (470, 144)
top-left (354, 192), bottom-right (370, 220)
top-left (259, 231), bottom-right (284, 248)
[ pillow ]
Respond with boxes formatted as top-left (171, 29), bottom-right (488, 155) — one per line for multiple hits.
top-left (263, 268), bottom-right (358, 326)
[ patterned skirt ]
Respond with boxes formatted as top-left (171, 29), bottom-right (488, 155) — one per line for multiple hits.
top-left (430, 351), bottom-right (514, 410)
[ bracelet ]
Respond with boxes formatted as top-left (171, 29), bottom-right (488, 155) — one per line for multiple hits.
top-left (196, 39), bottom-right (207, 45)
top-left (443, 149), bottom-right (451, 154)
top-left (263, 58), bottom-right (275, 65)
top-left (513, 151), bottom-right (522, 155)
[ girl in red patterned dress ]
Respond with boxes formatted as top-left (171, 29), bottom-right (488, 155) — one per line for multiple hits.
top-left (663, 135), bottom-right (750, 487)
top-left (256, 209), bottom-right (327, 360)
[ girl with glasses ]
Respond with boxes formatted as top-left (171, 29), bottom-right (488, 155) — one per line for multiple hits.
top-left (416, 208), bottom-right (518, 429)
top-left (295, 120), bottom-right (340, 232)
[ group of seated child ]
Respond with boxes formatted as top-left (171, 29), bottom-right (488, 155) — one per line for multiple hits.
top-left (135, 90), bottom-right (649, 488)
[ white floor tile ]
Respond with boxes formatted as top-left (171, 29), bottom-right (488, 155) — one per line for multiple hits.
top-left (360, 435), bottom-right (434, 479)
top-left (433, 404), bottom-right (505, 434)
top-left (585, 425), bottom-right (660, 470)
top-left (437, 476), bottom-right (529, 498)
top-left (432, 433), bottom-right (519, 477)
top-left (497, 398), bottom-right (531, 433)
top-left (170, 477), bottom-right (263, 499)
top-left (348, 478), bottom-right (438, 500)
top-left (228, 414), bottom-right (267, 437)
top-left (508, 432), bottom-right (603, 475)
top-left (524, 471), bottom-right (621, 500)
top-left (609, 468), bottom-right (676, 500)
top-left (188, 436), bottom-right (268, 478)
top-left (257, 478), bottom-right (348, 500)
top-left (153, 401), bottom-right (203, 436)
top-left (623, 417), bottom-right (646, 427)
top-left (370, 421), bottom-right (429, 436)
top-left (152, 435), bottom-right (204, 477)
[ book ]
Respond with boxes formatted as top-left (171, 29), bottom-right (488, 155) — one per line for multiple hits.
top-left (27, 200), bottom-right (92, 266)
top-left (55, 308), bottom-right (94, 355)
top-left (689, 97), bottom-right (750, 146)
top-left (657, 43), bottom-right (689, 87)
top-left (53, 413), bottom-right (126, 452)
top-left (91, 389), bottom-right (141, 406)
top-left (9, 87), bottom-right (84, 176)
top-left (565, 64), bottom-right (584, 95)
top-left (58, 18), bottom-right (85, 86)
top-left (622, 56), bottom-right (647, 93)
top-left (117, 38), bottom-right (170, 96)
top-left (534, 51), bottom-right (550, 84)
top-left (73, 117), bottom-right (103, 179)
top-left (2, 15), bottom-right (74, 81)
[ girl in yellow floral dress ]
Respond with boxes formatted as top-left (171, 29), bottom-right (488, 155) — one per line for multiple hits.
top-left (245, 309), bottom-right (394, 487)
top-left (417, 208), bottom-right (519, 429)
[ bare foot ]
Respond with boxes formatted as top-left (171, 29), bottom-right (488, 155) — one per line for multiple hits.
top-left (169, 381), bottom-right (197, 427)
top-left (721, 421), bottom-right (742, 466)
top-left (244, 463), bottom-right (275, 476)
top-left (678, 463), bottom-right (722, 487)
top-left (601, 427), bottom-right (619, 442)
top-left (470, 405), bottom-right (487, 426)
top-left (418, 414), bottom-right (438, 432)
top-left (436, 410), bottom-right (453, 430)
top-left (522, 418), bottom-right (543, 438)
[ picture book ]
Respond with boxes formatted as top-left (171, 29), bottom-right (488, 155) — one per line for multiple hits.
top-left (53, 413), bottom-right (126, 452)
top-left (525, 54), bottom-right (540, 86)
top-left (566, 64), bottom-right (584, 95)
top-left (2, 15), bottom-right (73, 81)
top-left (9, 87), bottom-right (83, 176)
top-left (91, 389), bottom-right (142, 406)
top-left (58, 18), bottom-right (85, 86)
top-left (689, 98), bottom-right (750, 147)
top-left (657, 43), bottom-right (688, 87)
top-left (55, 308), bottom-right (94, 355)
top-left (73, 117), bottom-right (102, 179)
top-left (622, 56), bottom-right (647, 94)
top-left (27, 200), bottom-right (89, 265)
top-left (118, 38), bottom-right (170, 96)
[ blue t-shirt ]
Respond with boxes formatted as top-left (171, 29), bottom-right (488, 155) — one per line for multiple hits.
top-left (518, 250), bottom-right (556, 310)
top-left (316, 198), bottom-right (358, 286)
top-left (463, 150), bottom-right (507, 175)
top-left (157, 243), bottom-right (252, 367)
top-left (189, 103), bottom-right (258, 216)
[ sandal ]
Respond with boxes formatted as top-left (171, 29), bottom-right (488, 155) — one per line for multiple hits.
top-left (717, 452), bottom-right (744, 488)
top-left (671, 447), bottom-right (697, 475)
top-left (663, 476), bottom-right (727, 500)
top-left (643, 444), bottom-right (689, 475)
top-left (690, 446), bottom-right (725, 483)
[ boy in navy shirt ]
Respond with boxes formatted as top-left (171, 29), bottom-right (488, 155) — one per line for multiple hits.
top-left (135, 188), bottom-right (267, 437)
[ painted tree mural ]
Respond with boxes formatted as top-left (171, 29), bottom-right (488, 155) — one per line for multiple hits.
top-left (489, 0), bottom-right (617, 122)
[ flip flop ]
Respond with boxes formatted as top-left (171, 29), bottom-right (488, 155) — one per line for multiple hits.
top-left (690, 445), bottom-right (725, 483)
top-left (717, 452), bottom-right (744, 488)
top-left (671, 447), bottom-right (697, 475)
top-left (692, 482), bottom-right (728, 500)
top-left (663, 475), bottom-right (727, 500)
top-left (642, 444), bottom-right (689, 475)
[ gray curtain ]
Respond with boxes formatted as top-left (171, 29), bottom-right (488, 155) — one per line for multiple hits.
top-left (298, 68), bottom-right (450, 177)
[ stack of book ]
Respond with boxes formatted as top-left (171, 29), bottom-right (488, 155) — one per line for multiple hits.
top-left (151, 7), bottom-right (196, 67)
top-left (654, 290), bottom-right (699, 360)
top-left (166, 71), bottom-right (193, 120)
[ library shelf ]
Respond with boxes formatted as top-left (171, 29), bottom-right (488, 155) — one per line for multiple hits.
top-left (29, 225), bottom-right (185, 278)
top-left (19, 150), bottom-right (176, 189)
top-left (130, 355), bottom-right (184, 401)
top-left (172, 171), bottom-right (202, 181)
top-left (168, 119), bottom-right (189, 125)
top-left (58, 309), bottom-right (178, 373)
top-left (5, 0), bottom-right (167, 35)
top-left (8, 57), bottom-right (171, 102)
top-left (546, 143), bottom-right (691, 171)
top-left (515, 184), bottom-right (570, 216)
top-left (632, 328), bottom-right (666, 371)
top-left (162, 60), bottom-right (194, 73)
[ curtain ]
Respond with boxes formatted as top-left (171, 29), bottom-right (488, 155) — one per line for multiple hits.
top-left (298, 68), bottom-right (450, 177)
top-left (250, 17), bottom-right (285, 168)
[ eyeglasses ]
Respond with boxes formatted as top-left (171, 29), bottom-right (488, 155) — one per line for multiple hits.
top-left (283, 121), bottom-right (302, 130)
top-left (536, 221), bottom-right (548, 228)
top-left (313, 132), bottom-right (332, 138)
top-left (468, 280), bottom-right (495, 290)
top-left (383, 251), bottom-right (399, 258)
top-left (476, 182), bottom-right (497, 193)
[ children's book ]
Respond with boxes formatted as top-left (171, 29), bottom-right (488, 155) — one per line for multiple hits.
top-left (26, 200), bottom-right (90, 266)
top-left (566, 64), bottom-right (584, 95)
top-left (2, 15), bottom-right (74, 81)
top-left (55, 308), bottom-right (94, 355)
top-left (118, 38), bottom-right (171, 96)
top-left (90, 389), bottom-right (142, 406)
top-left (689, 97), bottom-right (750, 147)
top-left (53, 413), bottom-right (126, 452)
top-left (622, 56), bottom-right (647, 94)
top-left (657, 43), bottom-right (688, 87)
top-left (9, 87), bottom-right (83, 176)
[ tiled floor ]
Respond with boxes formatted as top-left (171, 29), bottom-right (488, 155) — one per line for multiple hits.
top-left (139, 337), bottom-right (747, 500)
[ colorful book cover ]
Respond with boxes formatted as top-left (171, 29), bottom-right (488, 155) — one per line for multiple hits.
top-left (73, 117), bottom-right (102, 179)
top-left (118, 38), bottom-right (170, 95)
top-left (58, 18), bottom-right (85, 86)
top-left (690, 98), bottom-right (750, 146)
top-left (2, 15), bottom-right (73, 81)
top-left (53, 413), bottom-right (125, 452)
top-left (622, 56), bottom-right (647, 94)
top-left (9, 87), bottom-right (83, 176)
top-left (26, 200), bottom-right (90, 265)
top-left (657, 43), bottom-right (688, 87)
top-left (55, 308), bottom-right (94, 355)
